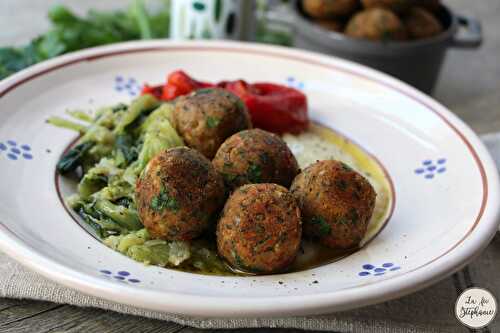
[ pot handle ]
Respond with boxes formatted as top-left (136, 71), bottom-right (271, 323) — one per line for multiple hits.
top-left (451, 15), bottom-right (482, 48)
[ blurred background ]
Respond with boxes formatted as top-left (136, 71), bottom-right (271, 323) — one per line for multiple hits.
top-left (1, 0), bottom-right (499, 132)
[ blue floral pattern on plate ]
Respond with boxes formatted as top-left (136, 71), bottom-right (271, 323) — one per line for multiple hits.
top-left (286, 77), bottom-right (305, 90)
top-left (0, 140), bottom-right (33, 161)
top-left (358, 263), bottom-right (401, 277)
top-left (414, 158), bottom-right (446, 179)
top-left (100, 270), bottom-right (141, 284)
top-left (114, 76), bottom-right (142, 97)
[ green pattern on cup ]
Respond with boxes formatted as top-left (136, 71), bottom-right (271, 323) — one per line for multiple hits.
top-left (171, 0), bottom-right (251, 40)
top-left (214, 0), bottom-right (223, 22)
top-left (193, 1), bottom-right (206, 11)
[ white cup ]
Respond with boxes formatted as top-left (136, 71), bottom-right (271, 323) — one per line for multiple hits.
top-left (170, 0), bottom-right (255, 40)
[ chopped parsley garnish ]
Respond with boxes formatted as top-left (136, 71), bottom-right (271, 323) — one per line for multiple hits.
top-left (311, 216), bottom-right (331, 236)
top-left (206, 116), bottom-right (220, 128)
top-left (247, 163), bottom-right (262, 183)
top-left (150, 185), bottom-right (179, 212)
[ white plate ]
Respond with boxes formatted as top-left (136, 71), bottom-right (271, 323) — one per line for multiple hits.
top-left (0, 41), bottom-right (498, 318)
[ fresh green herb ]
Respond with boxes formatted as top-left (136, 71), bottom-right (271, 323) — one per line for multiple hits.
top-left (206, 116), bottom-right (220, 128)
top-left (131, 0), bottom-right (152, 39)
top-left (247, 163), bottom-right (262, 183)
top-left (0, 44), bottom-right (40, 80)
top-left (0, 1), bottom-right (171, 80)
top-left (311, 216), bottom-right (331, 236)
top-left (56, 141), bottom-right (94, 174)
top-left (1, 1), bottom-right (294, 80)
top-left (151, 185), bottom-right (179, 212)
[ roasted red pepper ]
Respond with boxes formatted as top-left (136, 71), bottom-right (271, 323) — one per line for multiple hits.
top-left (141, 70), bottom-right (213, 101)
top-left (218, 80), bottom-right (308, 134)
top-left (142, 71), bottom-right (309, 134)
top-left (141, 84), bottom-right (163, 100)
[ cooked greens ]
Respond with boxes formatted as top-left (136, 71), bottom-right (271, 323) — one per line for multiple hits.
top-left (52, 95), bottom-right (178, 235)
top-left (56, 141), bottom-right (95, 174)
top-left (52, 96), bottom-right (230, 273)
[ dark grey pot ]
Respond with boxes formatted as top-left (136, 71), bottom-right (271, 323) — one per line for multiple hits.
top-left (289, 1), bottom-right (482, 94)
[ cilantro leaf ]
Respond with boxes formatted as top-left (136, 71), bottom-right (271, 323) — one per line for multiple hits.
top-left (310, 216), bottom-right (331, 236)
top-left (247, 163), bottom-right (262, 183)
top-left (206, 116), bottom-right (220, 128)
top-left (150, 185), bottom-right (179, 212)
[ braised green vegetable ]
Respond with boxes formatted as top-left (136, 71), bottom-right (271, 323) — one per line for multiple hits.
top-left (56, 141), bottom-right (94, 174)
top-left (51, 96), bottom-right (232, 273)
top-left (94, 199), bottom-right (143, 230)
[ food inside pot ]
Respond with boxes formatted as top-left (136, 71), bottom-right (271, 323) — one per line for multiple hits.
top-left (301, 0), bottom-right (445, 42)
